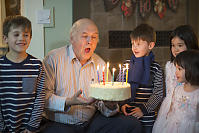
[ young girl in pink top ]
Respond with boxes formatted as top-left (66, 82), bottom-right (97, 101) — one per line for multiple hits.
top-left (153, 50), bottom-right (199, 133)
top-left (153, 25), bottom-right (199, 132)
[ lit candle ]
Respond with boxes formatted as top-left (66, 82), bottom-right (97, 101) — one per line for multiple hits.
top-left (122, 67), bottom-right (125, 85)
top-left (103, 66), bottom-right (105, 85)
top-left (106, 62), bottom-right (109, 82)
top-left (112, 68), bottom-right (116, 85)
top-left (126, 64), bottom-right (129, 84)
top-left (119, 64), bottom-right (121, 82)
top-left (97, 65), bottom-right (100, 84)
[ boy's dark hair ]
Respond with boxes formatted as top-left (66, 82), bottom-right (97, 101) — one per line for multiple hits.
top-left (170, 25), bottom-right (199, 62)
top-left (130, 24), bottom-right (156, 43)
top-left (3, 15), bottom-right (32, 37)
top-left (174, 50), bottom-right (199, 86)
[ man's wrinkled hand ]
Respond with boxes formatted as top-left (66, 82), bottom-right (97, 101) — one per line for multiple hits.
top-left (65, 90), bottom-right (96, 106)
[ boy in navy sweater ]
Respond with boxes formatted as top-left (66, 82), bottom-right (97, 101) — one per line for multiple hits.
top-left (0, 15), bottom-right (45, 133)
top-left (117, 24), bottom-right (163, 133)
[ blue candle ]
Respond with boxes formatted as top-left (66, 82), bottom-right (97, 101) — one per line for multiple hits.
top-left (119, 64), bottom-right (121, 82)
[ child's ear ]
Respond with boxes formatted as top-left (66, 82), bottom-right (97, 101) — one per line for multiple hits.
top-left (3, 35), bottom-right (8, 44)
top-left (149, 42), bottom-right (155, 50)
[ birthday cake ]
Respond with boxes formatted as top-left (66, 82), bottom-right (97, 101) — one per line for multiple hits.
top-left (89, 82), bottom-right (131, 101)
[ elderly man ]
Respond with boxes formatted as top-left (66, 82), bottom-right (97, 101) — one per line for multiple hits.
top-left (41, 18), bottom-right (141, 133)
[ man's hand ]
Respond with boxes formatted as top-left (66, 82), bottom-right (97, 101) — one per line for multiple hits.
top-left (103, 101), bottom-right (118, 110)
top-left (128, 107), bottom-right (143, 119)
top-left (65, 90), bottom-right (96, 106)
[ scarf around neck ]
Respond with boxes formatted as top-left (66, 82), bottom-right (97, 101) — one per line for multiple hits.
top-left (128, 51), bottom-right (154, 101)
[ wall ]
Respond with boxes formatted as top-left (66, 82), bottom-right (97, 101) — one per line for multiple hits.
top-left (187, 0), bottom-right (199, 36)
top-left (21, 0), bottom-right (72, 58)
top-left (43, 0), bottom-right (72, 55)
top-left (73, 0), bottom-right (90, 23)
top-left (21, 0), bottom-right (44, 60)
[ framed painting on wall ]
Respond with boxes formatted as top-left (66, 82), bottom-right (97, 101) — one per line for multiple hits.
top-left (5, 0), bottom-right (20, 16)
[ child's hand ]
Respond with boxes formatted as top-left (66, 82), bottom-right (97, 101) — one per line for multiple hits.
top-left (128, 107), bottom-right (143, 119)
top-left (22, 129), bottom-right (35, 133)
top-left (121, 104), bottom-right (133, 116)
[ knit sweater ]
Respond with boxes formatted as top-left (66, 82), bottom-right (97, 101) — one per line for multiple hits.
top-left (117, 59), bottom-right (164, 127)
top-left (0, 54), bottom-right (45, 133)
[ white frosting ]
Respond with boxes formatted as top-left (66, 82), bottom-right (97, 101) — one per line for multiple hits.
top-left (89, 82), bottom-right (131, 101)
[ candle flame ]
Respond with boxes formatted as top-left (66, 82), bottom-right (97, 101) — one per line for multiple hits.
top-left (97, 65), bottom-right (99, 70)
top-left (119, 64), bottom-right (121, 69)
top-left (112, 68), bottom-right (116, 72)
top-left (107, 62), bottom-right (109, 68)
top-left (126, 63), bottom-right (129, 69)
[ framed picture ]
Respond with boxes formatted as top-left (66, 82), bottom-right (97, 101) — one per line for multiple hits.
top-left (5, 0), bottom-right (20, 16)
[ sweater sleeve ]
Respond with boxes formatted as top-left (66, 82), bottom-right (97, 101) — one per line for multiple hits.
top-left (26, 64), bottom-right (46, 131)
top-left (0, 105), bottom-right (4, 131)
top-left (140, 64), bottom-right (164, 114)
